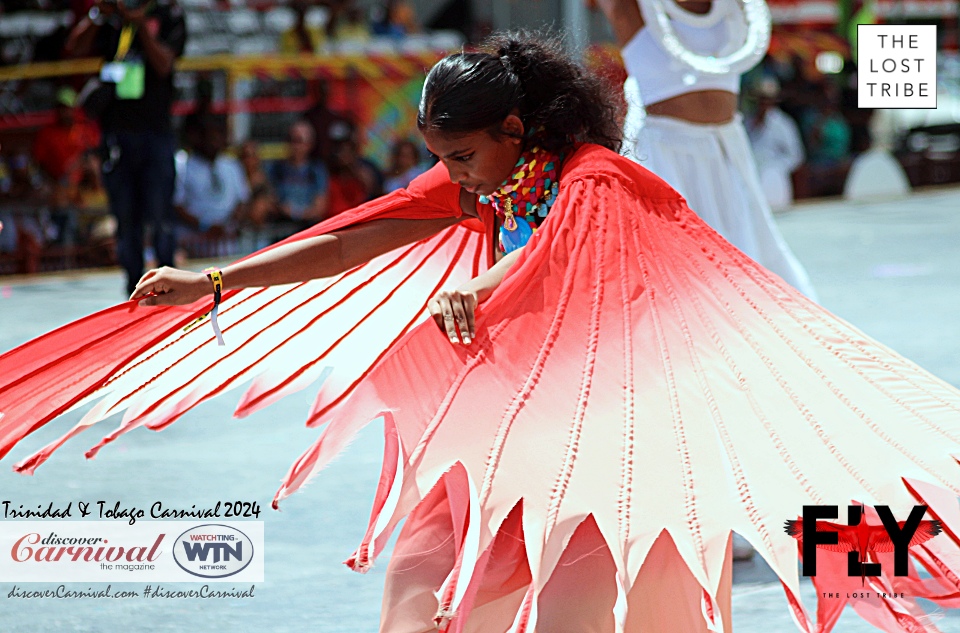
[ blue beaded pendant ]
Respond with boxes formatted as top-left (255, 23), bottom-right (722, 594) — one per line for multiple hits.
top-left (500, 219), bottom-right (533, 254)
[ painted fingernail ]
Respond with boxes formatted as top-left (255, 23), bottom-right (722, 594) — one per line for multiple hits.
top-left (463, 337), bottom-right (471, 345)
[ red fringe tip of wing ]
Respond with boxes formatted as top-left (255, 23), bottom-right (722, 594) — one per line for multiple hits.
top-left (0, 299), bottom-right (217, 466)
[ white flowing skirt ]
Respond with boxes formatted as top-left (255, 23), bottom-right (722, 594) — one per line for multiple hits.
top-left (625, 103), bottom-right (818, 300)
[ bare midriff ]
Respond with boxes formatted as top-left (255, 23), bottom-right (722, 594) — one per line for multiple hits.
top-left (644, 89), bottom-right (738, 124)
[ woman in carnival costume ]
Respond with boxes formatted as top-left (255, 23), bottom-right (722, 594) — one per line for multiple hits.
top-left (3, 32), bottom-right (960, 633)
top-left (592, 0), bottom-right (817, 300)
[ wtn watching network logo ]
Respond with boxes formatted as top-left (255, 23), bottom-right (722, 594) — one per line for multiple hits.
top-left (173, 524), bottom-right (255, 579)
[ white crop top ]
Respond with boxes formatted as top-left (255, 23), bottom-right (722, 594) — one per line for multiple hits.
top-left (621, 0), bottom-right (748, 106)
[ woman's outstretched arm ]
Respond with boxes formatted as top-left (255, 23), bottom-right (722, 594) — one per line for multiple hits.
top-left (131, 214), bottom-right (465, 307)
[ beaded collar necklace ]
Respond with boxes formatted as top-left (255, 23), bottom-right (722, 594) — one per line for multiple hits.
top-left (479, 144), bottom-right (563, 253)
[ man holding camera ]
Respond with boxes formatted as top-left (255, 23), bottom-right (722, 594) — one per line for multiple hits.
top-left (66, 0), bottom-right (186, 295)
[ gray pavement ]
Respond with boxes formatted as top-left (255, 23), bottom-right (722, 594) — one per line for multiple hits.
top-left (2, 187), bottom-right (960, 631)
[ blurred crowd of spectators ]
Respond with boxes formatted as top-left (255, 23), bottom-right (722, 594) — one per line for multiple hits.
top-left (171, 74), bottom-right (426, 259)
top-left (280, 0), bottom-right (421, 53)
top-left (0, 0), bottom-right (454, 68)
top-left (0, 0), bottom-right (437, 279)
top-left (743, 53), bottom-right (871, 205)
top-left (0, 77), bottom-right (432, 277)
top-left (0, 1), bottom-right (898, 278)
top-left (172, 97), bottom-right (422, 261)
top-left (0, 86), bottom-right (110, 272)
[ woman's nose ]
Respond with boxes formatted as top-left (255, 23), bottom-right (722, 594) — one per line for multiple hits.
top-left (445, 163), bottom-right (468, 185)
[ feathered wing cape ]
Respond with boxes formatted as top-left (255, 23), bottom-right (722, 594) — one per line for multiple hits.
top-left (0, 165), bottom-right (484, 469)
top-left (3, 145), bottom-right (960, 633)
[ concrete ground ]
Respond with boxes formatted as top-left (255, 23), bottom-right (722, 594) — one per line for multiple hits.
top-left (2, 186), bottom-right (960, 632)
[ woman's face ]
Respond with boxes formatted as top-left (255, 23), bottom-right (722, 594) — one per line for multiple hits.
top-left (422, 115), bottom-right (523, 197)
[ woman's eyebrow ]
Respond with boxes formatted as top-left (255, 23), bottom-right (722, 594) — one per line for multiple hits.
top-left (443, 147), bottom-right (472, 159)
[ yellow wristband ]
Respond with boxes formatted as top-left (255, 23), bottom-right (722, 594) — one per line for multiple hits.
top-left (203, 267), bottom-right (225, 346)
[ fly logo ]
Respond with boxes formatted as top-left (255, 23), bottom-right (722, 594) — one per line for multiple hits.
top-left (173, 524), bottom-right (254, 579)
top-left (784, 505), bottom-right (941, 584)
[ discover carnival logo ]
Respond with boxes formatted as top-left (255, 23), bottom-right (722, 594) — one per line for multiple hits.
top-left (11, 531), bottom-right (164, 566)
top-left (173, 524), bottom-right (254, 579)
top-left (0, 521), bottom-right (263, 582)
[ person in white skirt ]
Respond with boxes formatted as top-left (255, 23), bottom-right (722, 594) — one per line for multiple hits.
top-left (592, 0), bottom-right (817, 301)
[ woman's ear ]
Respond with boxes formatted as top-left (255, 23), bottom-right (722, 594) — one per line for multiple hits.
top-left (501, 114), bottom-right (524, 143)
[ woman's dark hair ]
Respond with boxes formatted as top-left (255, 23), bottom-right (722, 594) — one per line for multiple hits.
top-left (417, 31), bottom-right (622, 153)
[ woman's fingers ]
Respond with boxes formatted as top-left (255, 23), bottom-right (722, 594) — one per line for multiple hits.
top-left (437, 295), bottom-right (459, 343)
top-left (428, 290), bottom-right (479, 345)
top-left (428, 295), bottom-right (455, 341)
top-left (130, 269), bottom-right (160, 300)
top-left (137, 285), bottom-right (177, 307)
top-left (449, 297), bottom-right (470, 345)
top-left (428, 297), bottom-right (443, 330)
top-left (463, 292), bottom-right (477, 339)
top-left (130, 268), bottom-right (208, 307)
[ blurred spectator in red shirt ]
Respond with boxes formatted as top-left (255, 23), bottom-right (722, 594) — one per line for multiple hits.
top-left (33, 87), bottom-right (101, 187)
top-left (33, 87), bottom-right (101, 245)
top-left (327, 137), bottom-right (382, 217)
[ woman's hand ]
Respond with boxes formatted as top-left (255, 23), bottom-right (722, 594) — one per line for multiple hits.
top-left (427, 245), bottom-right (527, 345)
top-left (130, 267), bottom-right (211, 307)
top-left (428, 289), bottom-right (477, 345)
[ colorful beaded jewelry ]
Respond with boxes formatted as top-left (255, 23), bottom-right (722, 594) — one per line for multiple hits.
top-left (479, 145), bottom-right (562, 254)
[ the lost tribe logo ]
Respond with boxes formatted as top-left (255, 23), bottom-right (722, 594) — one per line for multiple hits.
top-left (784, 505), bottom-right (942, 585)
top-left (173, 524), bottom-right (254, 579)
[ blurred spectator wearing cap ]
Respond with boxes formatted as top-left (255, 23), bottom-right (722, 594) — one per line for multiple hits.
top-left (66, 0), bottom-right (187, 295)
top-left (33, 86), bottom-right (102, 244)
top-left (269, 120), bottom-right (330, 227)
top-left (384, 139), bottom-right (425, 193)
top-left (174, 116), bottom-right (248, 258)
top-left (745, 79), bottom-right (805, 212)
